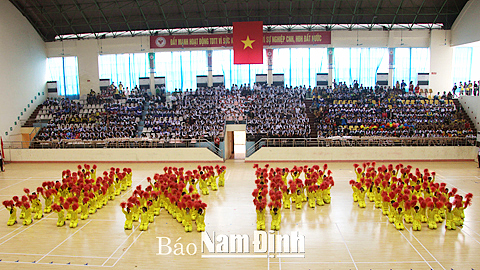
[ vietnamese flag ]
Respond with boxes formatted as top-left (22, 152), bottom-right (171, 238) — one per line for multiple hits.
top-left (233, 21), bottom-right (263, 64)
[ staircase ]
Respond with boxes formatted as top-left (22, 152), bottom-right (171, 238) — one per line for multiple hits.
top-left (22, 105), bottom-right (43, 127)
top-left (304, 99), bottom-right (318, 138)
top-left (452, 99), bottom-right (477, 132)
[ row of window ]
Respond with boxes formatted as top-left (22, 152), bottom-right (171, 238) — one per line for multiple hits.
top-left (47, 47), bottom-right (473, 97)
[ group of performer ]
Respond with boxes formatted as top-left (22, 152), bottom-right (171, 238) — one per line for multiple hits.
top-left (121, 165), bottom-right (226, 232)
top-left (349, 162), bottom-right (473, 230)
top-left (3, 164), bottom-right (133, 228)
top-left (252, 164), bottom-right (335, 231)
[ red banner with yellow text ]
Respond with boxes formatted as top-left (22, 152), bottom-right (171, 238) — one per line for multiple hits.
top-left (150, 31), bottom-right (331, 49)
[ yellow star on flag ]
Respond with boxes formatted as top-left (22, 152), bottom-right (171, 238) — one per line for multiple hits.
top-left (241, 35), bottom-right (256, 49)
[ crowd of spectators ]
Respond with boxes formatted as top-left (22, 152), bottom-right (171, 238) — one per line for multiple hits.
top-left (34, 97), bottom-right (144, 141)
top-left (33, 79), bottom-right (476, 147)
top-left (309, 83), bottom-right (476, 139)
top-left (451, 80), bottom-right (480, 97)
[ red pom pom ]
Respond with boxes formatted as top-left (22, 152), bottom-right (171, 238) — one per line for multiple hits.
top-left (392, 202), bottom-right (399, 208)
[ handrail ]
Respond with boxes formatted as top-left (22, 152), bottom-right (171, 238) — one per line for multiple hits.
top-left (3, 138), bottom-right (224, 158)
top-left (246, 136), bottom-right (477, 157)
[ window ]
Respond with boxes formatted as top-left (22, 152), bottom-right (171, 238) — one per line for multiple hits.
top-left (46, 57), bottom-right (80, 98)
top-left (393, 48), bottom-right (430, 87)
top-left (155, 50), bottom-right (207, 91)
top-left (452, 47), bottom-right (473, 85)
top-left (212, 49), bottom-right (267, 87)
top-left (98, 53), bottom-right (148, 91)
top-left (333, 48), bottom-right (388, 87)
top-left (274, 48), bottom-right (327, 87)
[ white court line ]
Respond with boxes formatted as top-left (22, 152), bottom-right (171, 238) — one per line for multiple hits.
top-left (278, 257), bottom-right (281, 270)
top-left (459, 227), bottom-right (480, 246)
top-left (408, 232), bottom-right (446, 270)
top-left (463, 224), bottom-right (480, 238)
top-left (0, 212), bottom-right (53, 246)
top-left (275, 254), bottom-right (305, 258)
top-left (201, 255), bottom-right (268, 258)
top-left (109, 231), bottom-right (144, 267)
top-left (0, 177), bottom-right (32, 192)
top-left (37, 220), bottom-right (92, 263)
top-left (0, 260), bottom-right (101, 267)
top-left (101, 226), bottom-right (139, 266)
top-left (398, 230), bottom-right (434, 269)
top-left (335, 223), bottom-right (358, 270)
top-left (0, 225), bottom-right (27, 241)
top-left (0, 252), bottom-right (117, 259)
top-left (270, 261), bottom-right (437, 264)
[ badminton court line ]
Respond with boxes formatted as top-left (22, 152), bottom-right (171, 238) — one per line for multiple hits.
top-left (36, 220), bottom-right (92, 264)
top-left (335, 223), bottom-right (359, 270)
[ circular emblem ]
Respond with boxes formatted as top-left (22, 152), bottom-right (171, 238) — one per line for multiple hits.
top-left (267, 51), bottom-right (272, 56)
top-left (149, 54), bottom-right (154, 60)
top-left (155, 37), bottom-right (166, 47)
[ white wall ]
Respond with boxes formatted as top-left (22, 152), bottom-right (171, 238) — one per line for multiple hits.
top-left (0, 1), bottom-right (46, 140)
top-left (430, 30), bottom-right (453, 95)
top-left (458, 96), bottom-right (480, 131)
top-left (451, 0), bottom-right (480, 46)
top-left (5, 148), bottom-right (223, 163)
top-left (246, 146), bottom-right (477, 162)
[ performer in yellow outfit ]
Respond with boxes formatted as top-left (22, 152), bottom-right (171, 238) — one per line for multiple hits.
top-left (139, 207), bottom-right (149, 231)
top-left (412, 205), bottom-right (422, 231)
top-left (22, 202), bottom-right (33, 225)
top-left (69, 203), bottom-right (79, 228)
top-left (445, 202), bottom-right (456, 230)
top-left (121, 202), bottom-right (133, 230)
top-left (3, 200), bottom-right (17, 226)
top-left (196, 203), bottom-right (207, 232)
top-left (52, 203), bottom-right (66, 227)
top-left (427, 202), bottom-right (437, 229)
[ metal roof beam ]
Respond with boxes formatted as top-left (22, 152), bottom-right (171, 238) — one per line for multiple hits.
top-left (71, 0), bottom-right (97, 38)
top-left (49, 0), bottom-right (79, 38)
top-left (92, 0), bottom-right (114, 34)
top-left (134, 0), bottom-right (151, 32)
top-left (369, 0), bottom-right (383, 30)
top-left (432, 0), bottom-right (449, 25)
top-left (389, 0), bottom-right (405, 30)
top-left (350, 0), bottom-right (361, 29)
top-left (114, 0), bottom-right (134, 36)
top-left (176, 0), bottom-right (190, 28)
top-left (410, 0), bottom-right (426, 29)
top-left (154, 0), bottom-right (171, 30)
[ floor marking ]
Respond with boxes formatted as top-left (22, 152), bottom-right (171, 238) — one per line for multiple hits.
top-left (335, 223), bottom-right (358, 270)
top-left (269, 261), bottom-right (437, 264)
top-left (0, 177), bottom-right (32, 192)
top-left (0, 212), bottom-right (53, 246)
top-left (459, 227), bottom-right (480, 246)
top-left (463, 224), bottom-right (480, 238)
top-left (398, 230), bottom-right (433, 269)
top-left (109, 231), bottom-right (143, 267)
top-left (37, 220), bottom-right (92, 263)
top-left (409, 232), bottom-right (446, 270)
top-left (0, 252), bottom-right (117, 259)
top-left (101, 226), bottom-right (139, 266)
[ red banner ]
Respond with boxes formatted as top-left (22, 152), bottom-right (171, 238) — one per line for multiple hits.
top-left (150, 31), bottom-right (331, 49)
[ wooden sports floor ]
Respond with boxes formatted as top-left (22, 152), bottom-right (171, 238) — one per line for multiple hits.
top-left (0, 160), bottom-right (478, 270)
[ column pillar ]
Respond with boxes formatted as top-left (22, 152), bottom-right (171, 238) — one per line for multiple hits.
top-left (76, 39), bottom-right (100, 97)
top-left (327, 47), bottom-right (334, 87)
top-left (148, 52), bottom-right (155, 95)
top-left (267, 49), bottom-right (273, 86)
top-left (207, 50), bottom-right (213, 87)
top-left (388, 48), bottom-right (395, 88)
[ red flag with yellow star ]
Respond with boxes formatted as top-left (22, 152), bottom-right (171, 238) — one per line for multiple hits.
top-left (233, 21), bottom-right (263, 64)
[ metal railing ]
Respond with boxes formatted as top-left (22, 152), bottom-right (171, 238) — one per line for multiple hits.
top-left (4, 138), bottom-right (224, 159)
top-left (246, 136), bottom-right (477, 157)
